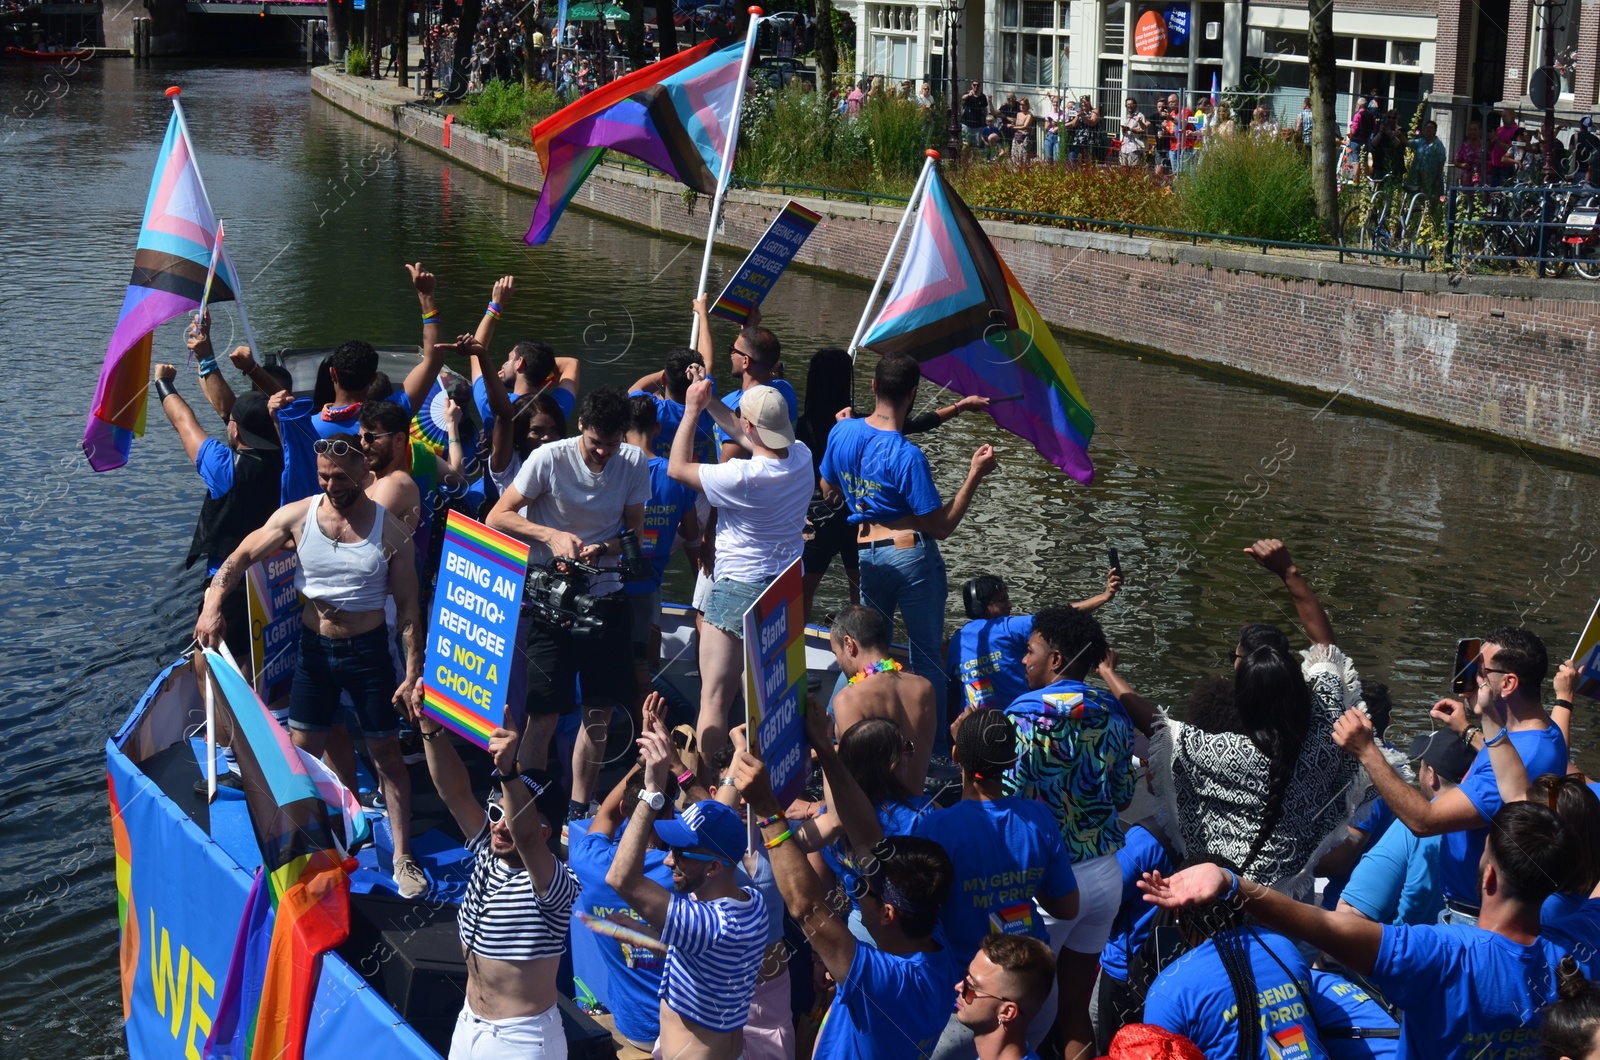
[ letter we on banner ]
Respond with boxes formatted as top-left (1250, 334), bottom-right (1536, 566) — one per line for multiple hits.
top-left (246, 550), bottom-right (303, 704)
top-left (743, 558), bottom-right (809, 804)
top-left (421, 512), bottom-right (530, 749)
top-left (709, 201), bottom-right (822, 325)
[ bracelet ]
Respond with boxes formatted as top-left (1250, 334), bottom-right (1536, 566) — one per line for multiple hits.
top-left (757, 812), bottom-right (784, 829)
top-left (1484, 728), bottom-right (1510, 748)
top-left (153, 378), bottom-right (179, 402)
top-left (717, 776), bottom-right (737, 788)
top-left (1462, 726), bottom-right (1481, 745)
top-left (1222, 868), bottom-right (1240, 902)
top-left (420, 727), bottom-right (440, 742)
top-left (421, 309), bottom-right (440, 324)
top-left (197, 356), bottom-right (219, 379)
top-left (1555, 698), bottom-right (1575, 710)
top-left (484, 301), bottom-right (502, 320)
top-left (763, 829), bottom-right (793, 850)
top-left (676, 768), bottom-right (696, 787)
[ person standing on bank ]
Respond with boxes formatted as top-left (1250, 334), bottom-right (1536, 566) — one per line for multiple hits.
top-left (195, 435), bottom-right (429, 898)
top-left (420, 720), bottom-right (578, 1060)
top-left (818, 351), bottom-right (998, 750)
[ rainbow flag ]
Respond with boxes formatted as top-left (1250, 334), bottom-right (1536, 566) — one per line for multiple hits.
top-left (85, 100), bottom-right (242, 471)
top-left (201, 652), bottom-right (360, 1060)
top-left (860, 167), bottom-right (1096, 484)
top-left (525, 39), bottom-right (746, 244)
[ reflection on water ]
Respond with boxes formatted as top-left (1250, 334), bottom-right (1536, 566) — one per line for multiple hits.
top-left (4, 59), bottom-right (1599, 1053)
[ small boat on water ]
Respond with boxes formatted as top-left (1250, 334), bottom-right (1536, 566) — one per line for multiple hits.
top-left (4, 46), bottom-right (95, 61)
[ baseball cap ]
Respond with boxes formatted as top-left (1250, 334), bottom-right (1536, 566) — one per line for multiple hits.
top-left (653, 799), bottom-right (746, 863)
top-left (740, 385), bottom-right (796, 448)
top-left (1409, 730), bottom-right (1477, 785)
top-left (228, 391), bottom-right (281, 451)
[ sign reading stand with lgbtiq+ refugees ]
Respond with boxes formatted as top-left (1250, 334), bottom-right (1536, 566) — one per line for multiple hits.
top-left (421, 511), bottom-right (530, 749)
top-left (743, 557), bottom-right (809, 804)
top-left (1573, 597), bottom-right (1600, 699)
top-left (710, 201), bottom-right (822, 325)
top-left (247, 549), bottom-right (303, 703)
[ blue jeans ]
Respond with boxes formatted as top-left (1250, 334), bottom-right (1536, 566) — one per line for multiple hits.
top-left (858, 534), bottom-right (948, 748)
top-left (1042, 130), bottom-right (1060, 162)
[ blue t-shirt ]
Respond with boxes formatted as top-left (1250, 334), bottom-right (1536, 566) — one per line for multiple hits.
top-left (567, 821), bottom-right (674, 1042)
top-left (275, 397), bottom-right (365, 502)
top-left (1322, 796), bottom-right (1396, 910)
top-left (911, 797), bottom-right (1077, 968)
top-left (812, 935), bottom-right (956, 1060)
top-left (473, 375), bottom-right (576, 439)
top-left (947, 616), bottom-right (1034, 712)
top-left (1308, 970), bottom-right (1399, 1060)
top-left (715, 379), bottom-right (799, 448)
top-left (632, 391), bottom-right (719, 466)
top-left (1371, 909), bottom-right (1600, 1060)
top-left (1339, 821), bottom-right (1443, 927)
top-left (625, 457), bottom-right (698, 596)
top-left (1441, 727), bottom-right (1569, 903)
top-left (1099, 823), bottom-right (1174, 982)
top-left (1143, 929), bottom-right (1324, 1060)
top-left (816, 417), bottom-right (942, 525)
top-left (824, 797), bottom-right (934, 912)
top-left (1543, 896), bottom-right (1600, 978)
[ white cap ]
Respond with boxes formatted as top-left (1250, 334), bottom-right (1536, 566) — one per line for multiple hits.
top-left (741, 385), bottom-right (795, 448)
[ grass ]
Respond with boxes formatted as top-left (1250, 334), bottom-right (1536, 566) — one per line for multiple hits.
top-left (459, 79), bottom-right (566, 138)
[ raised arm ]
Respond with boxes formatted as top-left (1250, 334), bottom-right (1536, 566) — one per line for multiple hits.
top-left (1478, 691), bottom-right (1532, 806)
top-left (667, 373), bottom-right (715, 492)
top-left (228, 345), bottom-right (289, 398)
top-left (1553, 658), bottom-right (1579, 758)
top-left (919, 445), bottom-right (998, 540)
top-left (184, 313), bottom-right (238, 423)
top-left (629, 369), bottom-right (667, 395)
top-left (605, 717), bottom-right (677, 930)
top-left (903, 394), bottom-right (992, 436)
top-left (807, 699), bottom-right (884, 851)
top-left (490, 727), bottom-right (560, 894)
top-left (402, 263), bottom-right (444, 412)
top-left (470, 276), bottom-right (514, 373)
top-left (154, 365), bottom-right (213, 464)
top-left (1096, 649), bottom-right (1157, 737)
top-left (1333, 708), bottom-right (1484, 837)
top-left (195, 500), bottom-right (309, 646)
top-left (1244, 538), bottom-right (1334, 646)
top-left (733, 748), bottom-right (858, 981)
top-left (419, 714), bottom-right (490, 838)
top-left (691, 294), bottom-right (715, 367)
top-left (1073, 568), bottom-right (1122, 613)
top-left (1140, 863), bottom-right (1384, 975)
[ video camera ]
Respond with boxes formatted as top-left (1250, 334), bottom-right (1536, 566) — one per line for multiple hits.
top-left (522, 529), bottom-right (652, 639)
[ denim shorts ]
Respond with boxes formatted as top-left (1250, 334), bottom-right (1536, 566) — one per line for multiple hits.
top-left (288, 626), bottom-right (401, 739)
top-left (701, 576), bottom-right (769, 636)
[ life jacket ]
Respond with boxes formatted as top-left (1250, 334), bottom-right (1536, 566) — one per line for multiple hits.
top-left (186, 446), bottom-right (285, 570)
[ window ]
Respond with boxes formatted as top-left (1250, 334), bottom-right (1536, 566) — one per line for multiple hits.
top-left (1262, 29), bottom-right (1306, 56)
top-left (1393, 41), bottom-right (1420, 67)
top-left (866, 3), bottom-right (920, 80)
top-left (1000, 0), bottom-right (1071, 86)
top-left (1103, 3), bottom-right (1126, 54)
top-left (1332, 36), bottom-right (1355, 60)
top-left (1355, 38), bottom-right (1385, 64)
top-left (1023, 1), bottom-right (1053, 28)
top-left (1003, 0), bottom-right (1019, 28)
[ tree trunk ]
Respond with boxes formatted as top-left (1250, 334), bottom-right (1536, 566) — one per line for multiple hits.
top-left (624, 0), bottom-right (645, 68)
top-left (656, 0), bottom-right (678, 58)
top-left (814, 0), bottom-right (836, 96)
top-left (396, 0), bottom-right (409, 85)
top-left (328, 0), bottom-right (349, 61)
top-left (448, 0), bottom-right (482, 100)
top-left (1307, 0), bottom-right (1337, 224)
top-left (522, 11), bottom-right (538, 83)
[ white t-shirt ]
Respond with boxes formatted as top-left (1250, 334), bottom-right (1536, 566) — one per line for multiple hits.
top-left (509, 437), bottom-right (652, 594)
top-left (696, 441), bottom-right (813, 583)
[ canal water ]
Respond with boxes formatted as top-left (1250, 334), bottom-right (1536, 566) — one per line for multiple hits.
top-left (4, 59), bottom-right (1599, 1054)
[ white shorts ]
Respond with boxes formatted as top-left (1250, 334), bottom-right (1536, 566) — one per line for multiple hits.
top-left (449, 999), bottom-right (566, 1060)
top-left (1028, 850), bottom-right (1124, 1044)
top-left (742, 968), bottom-right (795, 1060)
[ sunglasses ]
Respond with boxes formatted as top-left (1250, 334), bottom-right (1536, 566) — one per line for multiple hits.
top-left (960, 975), bottom-right (1014, 1005)
top-left (487, 799), bottom-right (509, 824)
top-left (361, 430), bottom-right (398, 445)
top-left (313, 438), bottom-right (360, 457)
top-left (671, 847), bottom-right (728, 865)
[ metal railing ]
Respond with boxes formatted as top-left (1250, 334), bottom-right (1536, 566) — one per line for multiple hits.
top-left (1445, 184), bottom-right (1600, 278)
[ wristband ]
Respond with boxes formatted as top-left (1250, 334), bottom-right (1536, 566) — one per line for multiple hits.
top-left (1222, 868), bottom-right (1240, 902)
top-left (676, 767), bottom-right (695, 787)
top-left (153, 378), bottom-right (179, 402)
top-left (717, 776), bottom-right (737, 788)
top-left (1555, 698), bottom-right (1575, 710)
top-left (757, 812), bottom-right (784, 829)
top-left (1484, 728), bottom-right (1510, 748)
top-left (197, 356), bottom-right (219, 379)
top-left (421, 309), bottom-right (440, 325)
top-left (485, 301), bottom-right (502, 320)
top-left (420, 727), bottom-right (440, 742)
top-left (1462, 726), bottom-right (1481, 745)
top-left (763, 829), bottom-right (793, 850)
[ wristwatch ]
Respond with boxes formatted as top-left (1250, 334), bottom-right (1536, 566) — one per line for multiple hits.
top-left (638, 789), bottom-right (667, 812)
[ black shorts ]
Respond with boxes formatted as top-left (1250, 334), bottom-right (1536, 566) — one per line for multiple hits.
top-left (523, 595), bottom-right (636, 715)
top-left (803, 510), bottom-right (859, 577)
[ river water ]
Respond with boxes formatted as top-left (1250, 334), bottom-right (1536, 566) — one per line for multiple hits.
top-left (4, 58), bottom-right (1599, 1054)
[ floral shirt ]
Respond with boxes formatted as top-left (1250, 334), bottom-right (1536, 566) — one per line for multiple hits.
top-left (1003, 679), bottom-right (1136, 863)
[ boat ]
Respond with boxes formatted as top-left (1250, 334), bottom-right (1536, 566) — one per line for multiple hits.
top-left (4, 46), bottom-right (95, 61)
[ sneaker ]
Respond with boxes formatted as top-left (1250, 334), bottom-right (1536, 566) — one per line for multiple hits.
top-left (194, 771), bottom-right (244, 796)
top-left (392, 855), bottom-right (429, 899)
top-left (360, 790), bottom-right (388, 817)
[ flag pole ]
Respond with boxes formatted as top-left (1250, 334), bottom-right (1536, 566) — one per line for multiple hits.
top-left (165, 86), bottom-right (263, 359)
top-left (846, 150), bottom-right (940, 360)
top-left (195, 648), bottom-right (219, 803)
top-left (688, 7), bottom-right (766, 349)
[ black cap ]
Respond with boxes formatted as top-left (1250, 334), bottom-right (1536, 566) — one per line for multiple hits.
top-left (228, 390), bottom-right (281, 451)
top-left (1409, 730), bottom-right (1477, 785)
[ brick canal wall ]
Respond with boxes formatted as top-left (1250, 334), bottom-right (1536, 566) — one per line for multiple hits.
top-left (313, 67), bottom-right (1600, 464)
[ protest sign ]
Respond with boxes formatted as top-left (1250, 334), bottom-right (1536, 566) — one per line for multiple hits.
top-left (420, 512), bottom-right (530, 748)
top-left (1573, 598), bottom-right (1600, 699)
top-left (710, 201), bottom-right (822, 325)
top-left (246, 549), bottom-right (302, 702)
top-left (743, 558), bottom-right (808, 804)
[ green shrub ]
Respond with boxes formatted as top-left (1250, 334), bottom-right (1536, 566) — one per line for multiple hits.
top-left (953, 162), bottom-right (1176, 231)
top-left (344, 44), bottom-right (369, 77)
top-left (461, 79), bottom-right (559, 136)
top-left (1174, 134), bottom-right (1322, 242)
top-left (736, 84), bottom-right (929, 192)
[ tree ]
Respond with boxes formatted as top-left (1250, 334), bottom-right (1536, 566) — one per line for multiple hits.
top-left (1306, 0), bottom-right (1337, 224)
top-left (624, 0), bottom-right (646, 68)
top-left (447, 0), bottom-right (482, 100)
top-left (814, 0), bottom-right (836, 96)
top-left (328, 0), bottom-right (350, 61)
top-left (395, 0), bottom-right (409, 86)
top-left (656, 0), bottom-right (679, 58)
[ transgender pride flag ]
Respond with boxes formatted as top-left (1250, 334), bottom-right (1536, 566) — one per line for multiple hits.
top-left (84, 91), bottom-right (245, 471)
top-left (525, 40), bottom-right (746, 244)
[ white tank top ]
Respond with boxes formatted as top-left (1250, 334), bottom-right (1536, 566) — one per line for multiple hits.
top-left (294, 495), bottom-right (390, 612)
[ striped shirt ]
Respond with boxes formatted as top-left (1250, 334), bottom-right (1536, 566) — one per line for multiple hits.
top-left (658, 887), bottom-right (768, 1032)
top-left (458, 822), bottom-right (580, 962)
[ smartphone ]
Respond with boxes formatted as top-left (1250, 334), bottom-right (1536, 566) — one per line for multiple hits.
top-left (1451, 637), bottom-right (1482, 696)
top-left (1108, 547), bottom-right (1121, 578)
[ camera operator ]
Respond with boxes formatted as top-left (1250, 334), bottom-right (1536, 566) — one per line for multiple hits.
top-left (488, 386), bottom-right (651, 822)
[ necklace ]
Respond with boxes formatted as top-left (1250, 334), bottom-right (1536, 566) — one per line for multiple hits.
top-left (847, 658), bottom-right (902, 685)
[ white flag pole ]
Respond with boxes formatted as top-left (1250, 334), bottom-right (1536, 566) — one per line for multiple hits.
top-left (688, 8), bottom-right (766, 349)
top-left (846, 150), bottom-right (940, 360)
top-left (194, 649), bottom-right (219, 803)
top-left (166, 87), bottom-right (262, 359)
